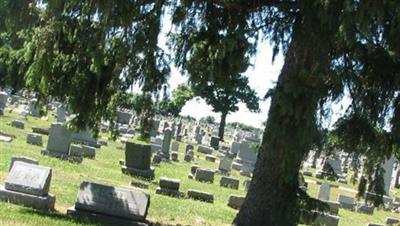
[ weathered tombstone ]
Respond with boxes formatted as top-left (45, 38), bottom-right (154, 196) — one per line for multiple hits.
top-left (303, 171), bottom-right (313, 177)
top-left (176, 121), bottom-right (182, 140)
top-left (210, 136), bottom-right (219, 150)
top-left (382, 155), bottom-right (395, 195)
top-left (205, 154), bottom-right (217, 162)
top-left (171, 152), bottom-right (179, 162)
top-left (32, 127), bottom-right (49, 135)
top-left (0, 162), bottom-right (55, 210)
top-left (122, 142), bottom-right (155, 180)
top-left (197, 145), bottom-right (213, 154)
top-left (185, 144), bottom-right (194, 154)
top-left (150, 119), bottom-right (160, 137)
top-left (386, 217), bottom-right (400, 225)
top-left (67, 181), bottom-right (150, 225)
top-left (227, 195), bottom-right (245, 209)
top-left (337, 195), bottom-right (356, 210)
top-left (356, 204), bottom-right (374, 214)
top-left (28, 98), bottom-right (40, 117)
top-left (171, 141), bottom-right (179, 152)
top-left (195, 168), bottom-right (215, 183)
top-left (42, 123), bottom-right (74, 159)
top-left (72, 129), bottom-right (99, 148)
top-left (155, 177), bottom-right (182, 197)
top-left (318, 182), bottom-right (331, 201)
top-left (0, 91), bottom-right (9, 115)
top-left (82, 145), bottom-right (96, 159)
top-left (187, 189), bottom-right (214, 203)
top-left (188, 165), bottom-right (199, 179)
top-left (236, 141), bottom-right (257, 163)
top-left (239, 162), bottom-right (254, 177)
top-left (116, 110), bottom-right (133, 124)
top-left (219, 156), bottom-right (233, 174)
top-left (69, 144), bottom-right (83, 157)
top-left (56, 105), bottom-right (66, 123)
top-left (8, 156), bottom-right (38, 171)
top-left (184, 150), bottom-right (194, 162)
top-left (27, 133), bottom-right (43, 146)
top-left (161, 128), bottom-right (172, 159)
top-left (11, 120), bottom-right (24, 129)
top-left (220, 176), bottom-right (239, 190)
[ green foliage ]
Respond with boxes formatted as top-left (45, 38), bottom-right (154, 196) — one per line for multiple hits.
top-left (156, 83), bottom-right (193, 117)
top-left (200, 115), bottom-right (215, 124)
top-left (226, 122), bottom-right (256, 132)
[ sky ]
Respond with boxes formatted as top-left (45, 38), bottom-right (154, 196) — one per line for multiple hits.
top-left (130, 14), bottom-right (350, 129)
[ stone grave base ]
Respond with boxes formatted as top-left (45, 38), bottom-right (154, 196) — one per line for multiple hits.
top-left (67, 207), bottom-right (148, 226)
top-left (41, 150), bottom-right (83, 163)
top-left (155, 187), bottom-right (184, 197)
top-left (0, 186), bottom-right (55, 211)
top-left (121, 166), bottom-right (155, 180)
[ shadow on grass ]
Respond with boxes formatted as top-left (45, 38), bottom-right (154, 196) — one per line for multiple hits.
top-left (19, 208), bottom-right (100, 226)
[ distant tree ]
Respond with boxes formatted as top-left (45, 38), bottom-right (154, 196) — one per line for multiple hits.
top-left (199, 115), bottom-right (215, 124)
top-left (227, 122), bottom-right (255, 132)
top-left (156, 84), bottom-right (193, 117)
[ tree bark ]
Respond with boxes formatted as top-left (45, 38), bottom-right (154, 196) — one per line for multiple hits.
top-left (218, 111), bottom-right (227, 141)
top-left (234, 3), bottom-right (341, 225)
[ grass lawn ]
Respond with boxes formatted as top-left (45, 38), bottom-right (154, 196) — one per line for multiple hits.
top-left (0, 111), bottom-right (399, 226)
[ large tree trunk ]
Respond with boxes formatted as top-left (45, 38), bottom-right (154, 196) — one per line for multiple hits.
top-left (218, 111), bottom-right (227, 141)
top-left (234, 3), bottom-right (341, 225)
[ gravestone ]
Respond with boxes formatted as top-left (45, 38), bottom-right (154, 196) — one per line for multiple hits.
top-left (9, 156), bottom-right (38, 171)
top-left (337, 195), bottom-right (355, 210)
top-left (11, 120), bottom-right (24, 129)
top-left (188, 165), bottom-right (200, 179)
top-left (28, 98), bottom-right (40, 117)
top-left (198, 145), bottom-right (213, 154)
top-left (205, 154), bottom-right (217, 162)
top-left (210, 136), bottom-right (219, 150)
top-left (227, 195), bottom-right (245, 209)
top-left (67, 181), bottom-right (150, 225)
top-left (382, 155), bottom-right (395, 195)
top-left (187, 189), bottom-right (214, 203)
top-left (318, 182), bottom-right (331, 201)
top-left (386, 217), bottom-right (400, 225)
top-left (171, 141), bottom-right (179, 152)
top-left (56, 105), bottom-right (66, 123)
top-left (122, 142), bottom-right (155, 180)
top-left (356, 204), bottom-right (374, 214)
top-left (150, 119), bottom-right (160, 137)
top-left (69, 144), bottom-right (83, 157)
top-left (32, 127), bottom-right (49, 135)
top-left (220, 176), bottom-right (239, 190)
top-left (116, 111), bottom-right (133, 124)
top-left (236, 141), bottom-right (257, 163)
top-left (155, 177), bottom-right (182, 197)
top-left (185, 144), bottom-right (194, 154)
top-left (184, 150), bottom-right (194, 162)
top-left (27, 133), bottom-right (43, 146)
top-left (176, 121), bottom-right (182, 140)
top-left (219, 156), bottom-right (232, 174)
top-left (0, 91), bottom-right (9, 115)
top-left (82, 145), bottom-right (96, 158)
top-left (42, 123), bottom-right (76, 159)
top-left (195, 168), bottom-right (215, 183)
top-left (72, 129), bottom-right (99, 148)
top-left (0, 162), bottom-right (55, 210)
top-left (171, 152), bottom-right (179, 162)
top-left (161, 128), bottom-right (172, 159)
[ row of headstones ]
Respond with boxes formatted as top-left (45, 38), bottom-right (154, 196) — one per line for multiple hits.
top-left (0, 157), bottom-right (150, 225)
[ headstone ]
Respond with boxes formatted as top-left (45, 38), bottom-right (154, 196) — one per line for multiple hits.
top-left (122, 142), bottom-right (155, 180)
top-left (386, 217), bottom-right (400, 225)
top-left (184, 150), bottom-right (194, 162)
top-left (43, 123), bottom-right (72, 156)
top-left (82, 145), bottom-right (96, 158)
top-left (171, 152), bottom-right (179, 162)
top-left (318, 182), bottom-right (331, 201)
top-left (0, 162), bottom-right (55, 210)
top-left (205, 154), bottom-right (216, 162)
top-left (323, 200), bottom-right (340, 215)
top-left (227, 195), bottom-right (244, 209)
top-left (32, 127), bottom-right (49, 135)
top-left (56, 105), bottom-right (66, 123)
top-left (69, 144), bottom-right (83, 157)
top-left (28, 98), bottom-right (40, 117)
top-left (11, 120), bottom-right (24, 129)
top-left (71, 129), bottom-right (99, 148)
top-left (356, 204), bottom-right (374, 214)
top-left (155, 177), bottom-right (182, 197)
top-left (382, 155), bottom-right (395, 195)
top-left (67, 181), bottom-right (150, 224)
top-left (197, 145), bottom-right (213, 154)
top-left (187, 189), bottom-right (214, 203)
top-left (188, 165), bottom-right (199, 178)
top-left (116, 111), bottom-right (133, 124)
top-left (185, 144), bottom-right (194, 154)
top-left (236, 141), bottom-right (257, 163)
top-left (219, 156), bottom-right (232, 173)
top-left (210, 136), bottom-right (219, 150)
top-left (0, 91), bottom-right (9, 115)
top-left (220, 176), bottom-right (239, 190)
top-left (337, 195), bottom-right (355, 210)
top-left (171, 141), bottom-right (179, 152)
top-left (195, 168), bottom-right (215, 183)
top-left (27, 133), bottom-right (43, 146)
top-left (161, 128), bottom-right (172, 159)
top-left (8, 156), bottom-right (38, 171)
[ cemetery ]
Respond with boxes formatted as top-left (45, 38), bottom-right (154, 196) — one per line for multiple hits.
top-left (2, 1), bottom-right (400, 226)
top-left (0, 103), bottom-right (399, 225)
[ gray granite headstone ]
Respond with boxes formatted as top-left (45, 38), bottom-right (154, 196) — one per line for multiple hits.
top-left (125, 142), bottom-right (152, 170)
top-left (318, 182), bottom-right (331, 201)
top-left (46, 123), bottom-right (72, 155)
top-left (161, 128), bottom-right (172, 159)
top-left (9, 156), bottom-right (39, 171)
top-left (71, 181), bottom-right (150, 222)
top-left (5, 162), bottom-right (51, 196)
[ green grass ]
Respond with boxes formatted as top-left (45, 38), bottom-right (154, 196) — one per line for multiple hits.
top-left (0, 111), bottom-right (399, 225)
